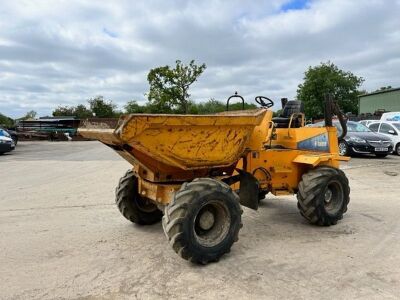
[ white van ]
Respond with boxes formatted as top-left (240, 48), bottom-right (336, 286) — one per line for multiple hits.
top-left (368, 122), bottom-right (400, 155)
top-left (380, 112), bottom-right (400, 122)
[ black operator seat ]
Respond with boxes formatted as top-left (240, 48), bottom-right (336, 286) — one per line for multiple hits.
top-left (272, 100), bottom-right (305, 128)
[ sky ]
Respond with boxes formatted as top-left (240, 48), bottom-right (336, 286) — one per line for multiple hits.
top-left (0, 0), bottom-right (399, 118)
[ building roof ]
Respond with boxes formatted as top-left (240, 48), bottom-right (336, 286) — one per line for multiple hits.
top-left (18, 118), bottom-right (79, 123)
top-left (359, 87), bottom-right (400, 98)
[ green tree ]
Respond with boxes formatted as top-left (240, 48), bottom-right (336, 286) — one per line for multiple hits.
top-left (196, 98), bottom-right (225, 114)
top-left (88, 96), bottom-right (116, 118)
top-left (125, 100), bottom-right (147, 114)
top-left (52, 106), bottom-right (75, 116)
top-left (52, 104), bottom-right (92, 118)
top-left (21, 110), bottom-right (37, 120)
top-left (147, 60), bottom-right (206, 113)
top-left (0, 113), bottom-right (14, 127)
top-left (272, 109), bottom-right (282, 118)
top-left (297, 62), bottom-right (364, 119)
top-left (375, 86), bottom-right (392, 92)
top-left (228, 102), bottom-right (257, 111)
top-left (194, 98), bottom-right (256, 114)
top-left (74, 104), bottom-right (93, 119)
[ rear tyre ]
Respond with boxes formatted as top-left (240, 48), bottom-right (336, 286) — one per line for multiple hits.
top-left (163, 178), bottom-right (242, 264)
top-left (115, 170), bottom-right (163, 225)
top-left (297, 166), bottom-right (350, 226)
top-left (338, 140), bottom-right (349, 156)
top-left (375, 153), bottom-right (388, 158)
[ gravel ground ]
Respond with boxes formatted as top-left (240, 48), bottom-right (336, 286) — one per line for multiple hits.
top-left (1, 141), bottom-right (400, 300)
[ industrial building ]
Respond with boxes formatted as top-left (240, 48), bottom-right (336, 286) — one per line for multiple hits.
top-left (359, 87), bottom-right (400, 114)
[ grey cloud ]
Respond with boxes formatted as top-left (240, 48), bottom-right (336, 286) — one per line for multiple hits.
top-left (0, 0), bottom-right (399, 118)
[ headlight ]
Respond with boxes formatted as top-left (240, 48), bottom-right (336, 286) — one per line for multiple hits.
top-left (345, 136), bottom-right (366, 143)
top-left (384, 141), bottom-right (393, 147)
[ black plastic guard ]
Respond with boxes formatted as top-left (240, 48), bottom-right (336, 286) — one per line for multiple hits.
top-left (237, 169), bottom-right (259, 210)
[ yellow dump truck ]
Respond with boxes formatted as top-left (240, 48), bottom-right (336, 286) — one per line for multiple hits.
top-left (79, 94), bottom-right (350, 264)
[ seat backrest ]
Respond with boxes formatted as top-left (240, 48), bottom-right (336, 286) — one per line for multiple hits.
top-left (281, 100), bottom-right (304, 118)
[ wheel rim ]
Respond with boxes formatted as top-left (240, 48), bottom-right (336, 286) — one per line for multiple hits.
top-left (194, 200), bottom-right (231, 247)
top-left (135, 196), bottom-right (158, 213)
top-left (323, 180), bottom-right (344, 215)
top-left (338, 142), bottom-right (347, 156)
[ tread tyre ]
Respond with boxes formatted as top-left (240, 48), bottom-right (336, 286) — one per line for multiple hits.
top-left (163, 178), bottom-right (242, 264)
top-left (115, 170), bottom-right (163, 225)
top-left (338, 140), bottom-right (349, 156)
top-left (297, 166), bottom-right (350, 226)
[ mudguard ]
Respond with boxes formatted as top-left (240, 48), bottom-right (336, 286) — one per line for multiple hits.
top-left (237, 169), bottom-right (259, 210)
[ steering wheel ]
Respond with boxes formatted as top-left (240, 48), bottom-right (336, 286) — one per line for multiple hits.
top-left (255, 96), bottom-right (274, 109)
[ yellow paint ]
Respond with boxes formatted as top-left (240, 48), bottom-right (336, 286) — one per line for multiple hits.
top-left (80, 110), bottom-right (266, 170)
top-left (79, 108), bottom-right (349, 203)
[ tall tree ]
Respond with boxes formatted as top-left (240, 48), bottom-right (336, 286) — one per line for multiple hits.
top-left (22, 110), bottom-right (37, 120)
top-left (74, 104), bottom-right (93, 119)
top-left (147, 60), bottom-right (206, 113)
top-left (88, 96), bottom-right (116, 118)
top-left (0, 113), bottom-right (14, 127)
top-left (52, 106), bottom-right (75, 116)
top-left (297, 62), bottom-right (364, 119)
top-left (125, 100), bottom-right (147, 114)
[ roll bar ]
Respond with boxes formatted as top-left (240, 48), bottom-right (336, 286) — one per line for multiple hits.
top-left (226, 92), bottom-right (245, 111)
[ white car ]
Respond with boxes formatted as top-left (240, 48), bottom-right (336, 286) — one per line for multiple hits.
top-left (368, 122), bottom-right (400, 155)
top-left (359, 120), bottom-right (378, 127)
top-left (0, 129), bottom-right (15, 155)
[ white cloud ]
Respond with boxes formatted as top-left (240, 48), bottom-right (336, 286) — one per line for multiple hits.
top-left (0, 0), bottom-right (399, 117)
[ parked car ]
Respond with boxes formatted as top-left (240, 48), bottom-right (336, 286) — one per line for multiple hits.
top-left (368, 122), bottom-right (400, 155)
top-left (311, 121), bottom-right (393, 157)
top-left (0, 129), bottom-right (15, 154)
top-left (6, 129), bottom-right (18, 145)
top-left (0, 127), bottom-right (17, 145)
top-left (359, 120), bottom-right (378, 127)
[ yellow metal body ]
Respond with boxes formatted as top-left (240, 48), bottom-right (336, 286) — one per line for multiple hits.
top-left (79, 108), bottom-right (348, 204)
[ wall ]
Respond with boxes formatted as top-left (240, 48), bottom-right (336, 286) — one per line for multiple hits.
top-left (359, 89), bottom-right (400, 114)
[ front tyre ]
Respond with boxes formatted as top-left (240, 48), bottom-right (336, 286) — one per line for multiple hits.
top-left (395, 143), bottom-right (400, 156)
top-left (115, 170), bottom-right (163, 225)
top-left (163, 178), bottom-right (242, 264)
top-left (297, 166), bottom-right (350, 226)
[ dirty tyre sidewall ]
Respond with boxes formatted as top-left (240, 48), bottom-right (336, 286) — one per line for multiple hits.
top-left (116, 170), bottom-right (162, 225)
top-left (185, 191), bottom-right (240, 260)
top-left (297, 166), bottom-right (350, 226)
top-left (163, 179), bottom-right (242, 264)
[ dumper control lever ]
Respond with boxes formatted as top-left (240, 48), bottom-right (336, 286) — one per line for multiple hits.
top-left (255, 96), bottom-right (274, 108)
top-left (324, 94), bottom-right (347, 140)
